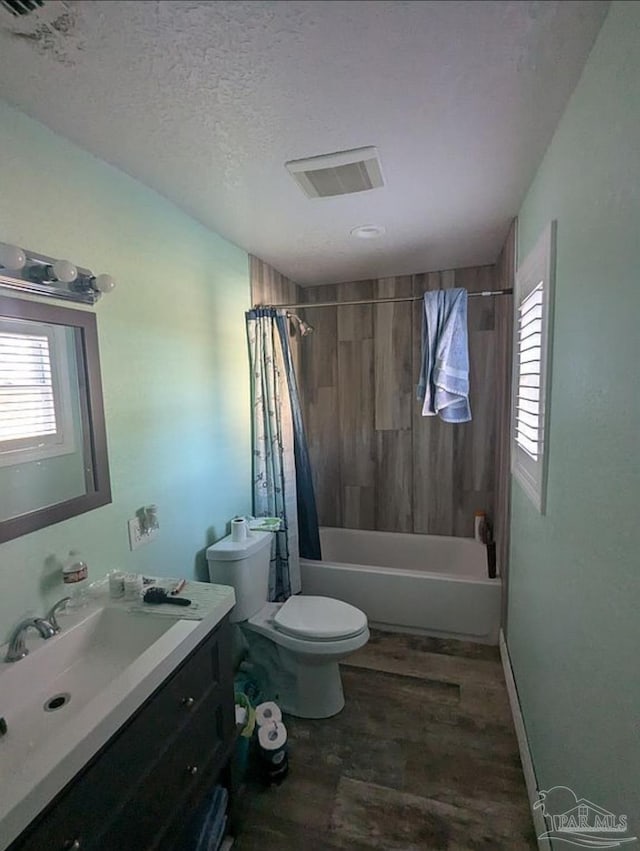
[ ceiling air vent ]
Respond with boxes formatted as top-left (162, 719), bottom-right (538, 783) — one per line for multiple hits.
top-left (0, 0), bottom-right (45, 16)
top-left (285, 146), bottom-right (384, 199)
top-left (0, 0), bottom-right (77, 59)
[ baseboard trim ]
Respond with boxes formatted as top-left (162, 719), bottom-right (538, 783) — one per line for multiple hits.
top-left (499, 629), bottom-right (551, 851)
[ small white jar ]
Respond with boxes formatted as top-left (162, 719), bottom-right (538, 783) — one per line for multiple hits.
top-left (123, 573), bottom-right (143, 601)
top-left (108, 570), bottom-right (126, 599)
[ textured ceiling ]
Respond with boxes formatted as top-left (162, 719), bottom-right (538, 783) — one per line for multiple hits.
top-left (0, 0), bottom-right (608, 285)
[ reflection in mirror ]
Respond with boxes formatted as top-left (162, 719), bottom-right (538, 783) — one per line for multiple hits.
top-left (0, 296), bottom-right (111, 542)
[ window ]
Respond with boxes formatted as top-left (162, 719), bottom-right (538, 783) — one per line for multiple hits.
top-left (511, 221), bottom-right (556, 513)
top-left (515, 283), bottom-right (543, 459)
top-left (0, 318), bottom-right (75, 467)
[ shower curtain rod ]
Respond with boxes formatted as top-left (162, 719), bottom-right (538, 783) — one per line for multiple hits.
top-left (257, 288), bottom-right (513, 311)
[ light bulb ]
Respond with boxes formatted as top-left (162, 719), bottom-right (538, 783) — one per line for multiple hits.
top-left (94, 273), bottom-right (116, 293)
top-left (52, 259), bottom-right (78, 284)
top-left (0, 243), bottom-right (27, 271)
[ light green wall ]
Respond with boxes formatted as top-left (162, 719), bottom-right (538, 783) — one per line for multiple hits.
top-left (0, 101), bottom-right (252, 642)
top-left (508, 0), bottom-right (640, 835)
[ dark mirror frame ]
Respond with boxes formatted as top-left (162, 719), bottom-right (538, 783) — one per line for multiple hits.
top-left (0, 295), bottom-right (111, 543)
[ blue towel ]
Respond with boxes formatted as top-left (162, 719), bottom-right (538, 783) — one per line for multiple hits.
top-left (417, 288), bottom-right (471, 423)
top-left (193, 785), bottom-right (228, 851)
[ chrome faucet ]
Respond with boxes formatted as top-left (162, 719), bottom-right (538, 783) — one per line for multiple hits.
top-left (5, 617), bottom-right (56, 663)
top-left (46, 597), bottom-right (71, 633)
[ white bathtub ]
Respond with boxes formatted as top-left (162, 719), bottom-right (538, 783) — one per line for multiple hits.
top-left (300, 527), bottom-right (502, 645)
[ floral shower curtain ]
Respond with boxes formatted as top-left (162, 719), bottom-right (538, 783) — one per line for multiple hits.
top-left (246, 308), bottom-right (320, 600)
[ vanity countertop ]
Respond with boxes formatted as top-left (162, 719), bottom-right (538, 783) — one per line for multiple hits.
top-left (0, 580), bottom-right (235, 850)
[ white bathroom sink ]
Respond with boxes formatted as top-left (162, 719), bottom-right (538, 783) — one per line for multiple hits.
top-left (0, 607), bottom-right (177, 765)
top-left (0, 590), bottom-right (235, 850)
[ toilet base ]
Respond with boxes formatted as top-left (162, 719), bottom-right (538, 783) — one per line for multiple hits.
top-left (279, 656), bottom-right (345, 719)
top-left (242, 628), bottom-right (346, 719)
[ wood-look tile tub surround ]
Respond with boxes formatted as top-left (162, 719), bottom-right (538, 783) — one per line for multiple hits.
top-left (249, 255), bottom-right (304, 379)
top-left (301, 266), bottom-right (511, 540)
top-left (250, 231), bottom-right (515, 546)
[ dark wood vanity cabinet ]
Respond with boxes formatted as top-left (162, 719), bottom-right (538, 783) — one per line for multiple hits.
top-left (9, 616), bottom-right (235, 851)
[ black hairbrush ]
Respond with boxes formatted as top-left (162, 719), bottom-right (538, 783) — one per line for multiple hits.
top-left (143, 587), bottom-right (191, 606)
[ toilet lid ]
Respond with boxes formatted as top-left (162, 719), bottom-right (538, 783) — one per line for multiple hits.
top-left (274, 596), bottom-right (367, 640)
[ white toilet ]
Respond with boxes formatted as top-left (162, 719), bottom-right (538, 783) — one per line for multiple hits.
top-left (206, 531), bottom-right (369, 719)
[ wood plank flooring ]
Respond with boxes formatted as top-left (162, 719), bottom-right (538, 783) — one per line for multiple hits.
top-left (233, 630), bottom-right (536, 850)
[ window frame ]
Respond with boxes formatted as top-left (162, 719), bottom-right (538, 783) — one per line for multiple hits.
top-left (511, 221), bottom-right (556, 514)
top-left (0, 319), bottom-right (77, 467)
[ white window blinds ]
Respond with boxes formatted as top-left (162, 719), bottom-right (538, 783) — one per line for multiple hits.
top-left (515, 282), bottom-right (543, 460)
top-left (0, 330), bottom-right (57, 445)
top-left (511, 220), bottom-right (555, 514)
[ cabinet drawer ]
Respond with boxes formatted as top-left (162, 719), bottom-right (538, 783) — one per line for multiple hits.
top-left (161, 621), bottom-right (225, 714)
top-left (96, 690), bottom-right (234, 851)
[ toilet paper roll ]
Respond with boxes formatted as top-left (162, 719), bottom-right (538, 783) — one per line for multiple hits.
top-left (255, 701), bottom-right (282, 726)
top-left (258, 720), bottom-right (287, 752)
top-left (231, 517), bottom-right (248, 542)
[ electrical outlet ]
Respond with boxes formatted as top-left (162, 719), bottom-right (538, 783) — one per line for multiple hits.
top-left (127, 515), bottom-right (159, 551)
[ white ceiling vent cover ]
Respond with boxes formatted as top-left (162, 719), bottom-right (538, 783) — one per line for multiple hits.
top-left (0, 0), bottom-right (67, 31)
top-left (285, 146), bottom-right (384, 199)
top-left (0, 0), bottom-right (45, 16)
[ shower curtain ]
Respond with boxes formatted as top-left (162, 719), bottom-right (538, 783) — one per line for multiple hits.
top-left (246, 308), bottom-right (321, 601)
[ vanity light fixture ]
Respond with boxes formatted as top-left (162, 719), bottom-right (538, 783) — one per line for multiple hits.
top-left (0, 241), bottom-right (116, 305)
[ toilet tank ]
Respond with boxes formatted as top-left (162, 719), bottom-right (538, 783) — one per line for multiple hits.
top-left (206, 531), bottom-right (272, 622)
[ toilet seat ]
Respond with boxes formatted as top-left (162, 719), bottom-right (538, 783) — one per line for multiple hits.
top-left (245, 601), bottom-right (369, 657)
top-left (274, 595), bottom-right (367, 641)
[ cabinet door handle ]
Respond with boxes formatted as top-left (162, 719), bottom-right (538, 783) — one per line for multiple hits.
top-left (182, 696), bottom-right (195, 708)
top-left (63, 841), bottom-right (81, 850)
top-left (187, 764), bottom-right (199, 775)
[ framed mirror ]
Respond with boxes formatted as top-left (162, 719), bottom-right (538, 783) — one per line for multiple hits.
top-left (0, 295), bottom-right (111, 543)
